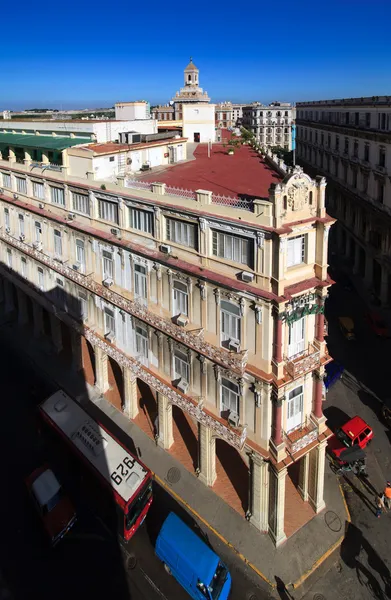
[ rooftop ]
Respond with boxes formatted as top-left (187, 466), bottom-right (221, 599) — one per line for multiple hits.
top-left (138, 140), bottom-right (281, 199)
top-left (0, 132), bottom-right (89, 150)
top-left (76, 137), bottom-right (187, 156)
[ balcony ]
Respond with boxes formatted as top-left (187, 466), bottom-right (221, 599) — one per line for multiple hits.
top-left (0, 228), bottom-right (249, 375)
top-left (285, 343), bottom-right (320, 378)
top-left (284, 417), bottom-right (318, 455)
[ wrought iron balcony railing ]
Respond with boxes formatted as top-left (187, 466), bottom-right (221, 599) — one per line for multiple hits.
top-left (284, 418), bottom-right (318, 455)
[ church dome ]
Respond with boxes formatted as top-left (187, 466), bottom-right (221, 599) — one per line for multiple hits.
top-left (185, 58), bottom-right (198, 71)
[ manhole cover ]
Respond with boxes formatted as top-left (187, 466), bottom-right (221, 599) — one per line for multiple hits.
top-left (324, 511), bottom-right (342, 532)
top-left (247, 595), bottom-right (258, 600)
top-left (313, 594), bottom-right (326, 600)
top-left (167, 467), bottom-right (181, 484)
top-left (126, 554), bottom-right (137, 570)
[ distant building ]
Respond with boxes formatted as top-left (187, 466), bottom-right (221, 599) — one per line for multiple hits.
top-left (115, 101), bottom-right (151, 121)
top-left (242, 102), bottom-right (294, 150)
top-left (172, 58), bottom-right (210, 121)
top-left (215, 102), bottom-right (233, 129)
top-left (2, 111), bottom-right (11, 120)
top-left (151, 105), bottom-right (175, 121)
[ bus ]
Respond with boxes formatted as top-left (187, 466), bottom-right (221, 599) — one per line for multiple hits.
top-left (39, 390), bottom-right (153, 541)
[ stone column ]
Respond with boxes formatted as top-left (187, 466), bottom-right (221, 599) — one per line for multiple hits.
top-left (315, 306), bottom-right (325, 344)
top-left (16, 288), bottom-right (28, 325)
top-left (198, 424), bottom-right (216, 486)
top-left (71, 330), bottom-right (83, 371)
top-left (50, 312), bottom-right (63, 353)
top-left (271, 392), bottom-right (283, 446)
top-left (123, 368), bottom-right (138, 419)
top-left (308, 440), bottom-right (327, 513)
top-left (273, 314), bottom-right (283, 363)
top-left (33, 302), bottom-right (43, 338)
top-left (250, 453), bottom-right (269, 532)
top-left (298, 453), bottom-right (310, 501)
top-left (94, 345), bottom-right (109, 393)
top-left (268, 466), bottom-right (287, 547)
top-left (157, 392), bottom-right (174, 450)
top-left (313, 372), bottom-right (323, 419)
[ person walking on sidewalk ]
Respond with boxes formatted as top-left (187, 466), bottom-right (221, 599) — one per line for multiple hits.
top-left (383, 481), bottom-right (391, 509)
top-left (376, 493), bottom-right (385, 518)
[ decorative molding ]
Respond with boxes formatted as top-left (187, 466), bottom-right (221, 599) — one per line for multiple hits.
top-left (198, 280), bottom-right (207, 301)
top-left (254, 305), bottom-right (262, 325)
top-left (214, 288), bottom-right (221, 305)
top-left (153, 262), bottom-right (162, 280)
top-left (279, 237), bottom-right (287, 254)
top-left (239, 297), bottom-right (245, 317)
top-left (199, 218), bottom-right (207, 231)
top-left (208, 220), bottom-right (256, 238)
top-left (198, 354), bottom-right (207, 374)
top-left (256, 232), bottom-right (265, 248)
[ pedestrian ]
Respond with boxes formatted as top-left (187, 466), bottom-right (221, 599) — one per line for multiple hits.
top-left (384, 481), bottom-right (391, 509)
top-left (376, 493), bottom-right (385, 518)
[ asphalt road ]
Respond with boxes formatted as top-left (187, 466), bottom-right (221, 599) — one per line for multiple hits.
top-left (0, 337), bottom-right (267, 600)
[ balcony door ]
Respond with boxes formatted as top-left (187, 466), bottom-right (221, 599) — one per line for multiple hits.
top-left (288, 317), bottom-right (305, 358)
top-left (286, 386), bottom-right (303, 432)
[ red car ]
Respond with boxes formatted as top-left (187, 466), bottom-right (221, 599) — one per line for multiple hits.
top-left (26, 465), bottom-right (76, 546)
top-left (366, 311), bottom-right (389, 338)
top-left (328, 416), bottom-right (373, 461)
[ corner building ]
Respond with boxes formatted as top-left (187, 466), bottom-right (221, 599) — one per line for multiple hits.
top-left (0, 149), bottom-right (333, 546)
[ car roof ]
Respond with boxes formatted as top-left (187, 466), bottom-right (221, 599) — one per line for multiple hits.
top-left (341, 416), bottom-right (370, 436)
top-left (31, 468), bottom-right (61, 507)
top-left (158, 512), bottom-right (219, 584)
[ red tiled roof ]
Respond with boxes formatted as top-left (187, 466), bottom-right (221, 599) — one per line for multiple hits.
top-left (76, 138), bottom-right (187, 155)
top-left (138, 142), bottom-right (282, 199)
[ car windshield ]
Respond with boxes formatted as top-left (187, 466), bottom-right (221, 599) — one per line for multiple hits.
top-left (42, 489), bottom-right (63, 515)
top-left (209, 563), bottom-right (228, 600)
top-left (336, 428), bottom-right (352, 447)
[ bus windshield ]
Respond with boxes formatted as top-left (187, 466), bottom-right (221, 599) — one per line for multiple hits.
top-left (125, 479), bottom-right (153, 530)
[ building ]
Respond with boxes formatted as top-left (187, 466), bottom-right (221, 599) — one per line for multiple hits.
top-left (172, 58), bottom-right (210, 121)
top-left (232, 104), bottom-right (244, 127)
top-left (296, 96), bottom-right (391, 305)
top-left (242, 102), bottom-right (294, 150)
top-left (151, 105), bottom-right (175, 121)
top-left (0, 142), bottom-right (333, 547)
top-left (115, 101), bottom-right (151, 121)
top-left (215, 102), bottom-right (233, 129)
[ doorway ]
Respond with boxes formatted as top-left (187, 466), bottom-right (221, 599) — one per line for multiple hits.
top-left (194, 132), bottom-right (200, 142)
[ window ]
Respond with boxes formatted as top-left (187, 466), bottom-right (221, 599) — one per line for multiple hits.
top-left (379, 147), bottom-right (386, 168)
top-left (35, 221), bottom-right (42, 243)
top-left (354, 112), bottom-right (359, 126)
top-left (72, 192), bottom-right (90, 215)
top-left (50, 186), bottom-right (65, 206)
top-left (33, 181), bottom-right (45, 199)
top-left (78, 291), bottom-right (88, 320)
top-left (174, 349), bottom-right (189, 383)
top-left (6, 248), bottom-right (12, 268)
top-left (21, 256), bottom-right (27, 278)
top-left (16, 177), bottom-right (27, 194)
top-left (102, 250), bottom-right (114, 280)
top-left (18, 214), bottom-right (25, 237)
top-left (353, 140), bottom-right (358, 157)
top-left (109, 156), bottom-right (115, 162)
top-left (287, 235), bottom-right (306, 267)
top-left (173, 280), bottom-right (188, 316)
top-left (55, 278), bottom-right (66, 308)
top-left (378, 181), bottom-right (384, 204)
top-left (134, 264), bottom-right (147, 304)
top-left (365, 113), bottom-right (371, 128)
top-left (75, 239), bottom-right (85, 272)
top-left (221, 378), bottom-right (239, 417)
top-left (2, 172), bottom-right (11, 189)
top-left (129, 208), bottom-right (153, 234)
top-left (335, 136), bottom-right (339, 151)
top-left (212, 230), bottom-right (251, 266)
top-left (364, 144), bottom-right (369, 162)
top-left (135, 326), bottom-right (149, 362)
top-left (4, 208), bottom-right (10, 230)
top-left (362, 174), bottom-right (369, 193)
top-left (98, 199), bottom-right (119, 223)
top-left (286, 386), bottom-right (303, 432)
top-left (345, 112), bottom-right (349, 125)
top-left (166, 218), bottom-right (196, 248)
top-left (221, 300), bottom-right (241, 344)
top-left (54, 229), bottom-right (62, 257)
top-left (37, 267), bottom-right (44, 289)
top-left (104, 308), bottom-right (115, 335)
top-left (288, 317), bottom-right (305, 358)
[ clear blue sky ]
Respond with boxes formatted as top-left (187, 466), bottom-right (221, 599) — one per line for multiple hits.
top-left (1, 0), bottom-right (390, 110)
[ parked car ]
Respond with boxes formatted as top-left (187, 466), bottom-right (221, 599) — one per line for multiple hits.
top-left (338, 317), bottom-right (356, 341)
top-left (26, 465), bottom-right (76, 546)
top-left (328, 416), bottom-right (373, 461)
top-left (324, 361), bottom-right (344, 391)
top-left (156, 512), bottom-right (232, 600)
top-left (365, 311), bottom-right (390, 338)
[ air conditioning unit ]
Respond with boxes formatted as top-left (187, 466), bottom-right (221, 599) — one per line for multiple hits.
top-left (228, 413), bottom-right (240, 428)
top-left (0, 188), bottom-right (4, 194)
top-left (228, 339), bottom-right (241, 353)
top-left (38, 203), bottom-right (44, 210)
top-left (240, 271), bottom-right (254, 283)
top-left (32, 241), bottom-right (42, 250)
top-left (176, 314), bottom-right (189, 327)
top-left (104, 331), bottom-right (115, 343)
top-left (13, 194), bottom-right (19, 200)
top-left (103, 277), bottom-right (114, 287)
top-left (177, 379), bottom-right (189, 394)
top-left (5, 227), bottom-right (10, 234)
top-left (68, 213), bottom-right (75, 221)
top-left (110, 227), bottom-right (119, 236)
top-left (160, 244), bottom-right (171, 254)
top-left (72, 263), bottom-right (80, 271)
top-left (19, 234), bottom-right (25, 241)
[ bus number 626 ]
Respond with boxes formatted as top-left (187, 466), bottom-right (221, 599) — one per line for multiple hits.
top-left (110, 456), bottom-right (136, 486)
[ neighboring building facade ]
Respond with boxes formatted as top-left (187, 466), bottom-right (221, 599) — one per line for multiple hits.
top-left (172, 58), bottom-right (211, 121)
top-left (215, 103), bottom-right (233, 129)
top-left (0, 151), bottom-right (333, 547)
top-left (242, 103), bottom-right (294, 150)
top-left (296, 96), bottom-right (391, 305)
top-left (151, 105), bottom-right (175, 121)
top-left (232, 104), bottom-right (244, 127)
top-left (115, 101), bottom-right (151, 121)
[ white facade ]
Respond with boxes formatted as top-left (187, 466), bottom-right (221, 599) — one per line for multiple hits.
top-left (182, 104), bottom-right (216, 143)
top-left (242, 103), bottom-right (294, 150)
top-left (115, 102), bottom-right (150, 121)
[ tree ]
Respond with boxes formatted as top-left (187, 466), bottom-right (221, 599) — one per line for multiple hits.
top-left (240, 127), bottom-right (255, 143)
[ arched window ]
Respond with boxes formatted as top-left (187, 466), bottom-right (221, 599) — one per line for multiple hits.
top-left (188, 74), bottom-right (191, 82)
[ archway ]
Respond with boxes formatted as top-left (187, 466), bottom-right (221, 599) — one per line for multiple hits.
top-left (106, 356), bottom-right (124, 411)
top-left (169, 406), bottom-right (198, 473)
top-left (213, 439), bottom-right (249, 515)
top-left (284, 459), bottom-right (315, 538)
top-left (134, 379), bottom-right (157, 440)
top-left (81, 337), bottom-right (96, 387)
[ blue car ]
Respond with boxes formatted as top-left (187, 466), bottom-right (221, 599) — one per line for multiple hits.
top-left (324, 361), bottom-right (344, 391)
top-left (156, 512), bottom-right (232, 600)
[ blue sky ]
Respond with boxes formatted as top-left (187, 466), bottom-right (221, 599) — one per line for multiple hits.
top-left (1, 0), bottom-right (390, 110)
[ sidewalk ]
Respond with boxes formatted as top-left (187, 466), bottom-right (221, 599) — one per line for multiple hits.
top-left (2, 321), bottom-right (349, 592)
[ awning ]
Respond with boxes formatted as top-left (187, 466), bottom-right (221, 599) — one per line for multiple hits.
top-left (0, 132), bottom-right (89, 151)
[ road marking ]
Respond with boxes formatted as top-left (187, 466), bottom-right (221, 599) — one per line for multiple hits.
top-left (138, 566), bottom-right (169, 599)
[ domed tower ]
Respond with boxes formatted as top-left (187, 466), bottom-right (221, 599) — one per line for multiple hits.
top-left (184, 57), bottom-right (199, 87)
